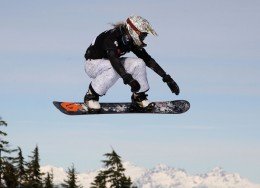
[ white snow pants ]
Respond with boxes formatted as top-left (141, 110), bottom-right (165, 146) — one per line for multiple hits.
top-left (85, 57), bottom-right (149, 96)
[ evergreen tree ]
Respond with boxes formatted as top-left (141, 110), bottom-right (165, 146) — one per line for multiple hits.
top-left (62, 164), bottom-right (82, 188)
top-left (43, 172), bottom-right (54, 188)
top-left (91, 149), bottom-right (134, 188)
top-left (26, 145), bottom-right (43, 188)
top-left (0, 117), bottom-right (8, 187)
top-left (13, 146), bottom-right (27, 187)
top-left (90, 170), bottom-right (107, 188)
top-left (0, 117), bottom-right (17, 187)
top-left (103, 150), bottom-right (132, 188)
top-left (2, 160), bottom-right (18, 188)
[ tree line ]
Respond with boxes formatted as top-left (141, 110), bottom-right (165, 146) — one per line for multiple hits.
top-left (0, 118), bottom-right (136, 188)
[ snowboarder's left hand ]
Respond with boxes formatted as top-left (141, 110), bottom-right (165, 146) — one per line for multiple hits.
top-left (163, 74), bottom-right (180, 95)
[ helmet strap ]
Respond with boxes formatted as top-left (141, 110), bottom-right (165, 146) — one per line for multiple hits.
top-left (126, 18), bottom-right (141, 35)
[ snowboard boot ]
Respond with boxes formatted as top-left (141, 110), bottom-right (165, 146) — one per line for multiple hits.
top-left (131, 92), bottom-right (155, 112)
top-left (84, 85), bottom-right (101, 113)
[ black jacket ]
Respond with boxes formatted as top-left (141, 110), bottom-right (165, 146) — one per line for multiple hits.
top-left (85, 25), bottom-right (167, 79)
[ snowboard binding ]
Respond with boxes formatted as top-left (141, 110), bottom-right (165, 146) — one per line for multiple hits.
top-left (130, 92), bottom-right (155, 112)
top-left (129, 102), bottom-right (155, 112)
top-left (84, 85), bottom-right (101, 113)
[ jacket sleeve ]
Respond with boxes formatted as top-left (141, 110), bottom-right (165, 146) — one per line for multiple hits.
top-left (103, 38), bottom-right (128, 78)
top-left (132, 47), bottom-right (167, 77)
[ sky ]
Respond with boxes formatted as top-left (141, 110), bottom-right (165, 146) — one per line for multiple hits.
top-left (1, 0), bottom-right (260, 184)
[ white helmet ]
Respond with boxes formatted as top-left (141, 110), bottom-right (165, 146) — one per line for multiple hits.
top-left (126, 15), bottom-right (157, 47)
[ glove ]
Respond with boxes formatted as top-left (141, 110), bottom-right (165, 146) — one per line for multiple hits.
top-left (163, 74), bottom-right (180, 95)
top-left (129, 79), bottom-right (141, 92)
top-left (122, 73), bottom-right (140, 92)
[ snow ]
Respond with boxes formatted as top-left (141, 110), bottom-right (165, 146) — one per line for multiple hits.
top-left (41, 162), bottom-right (260, 188)
top-left (41, 165), bottom-right (67, 185)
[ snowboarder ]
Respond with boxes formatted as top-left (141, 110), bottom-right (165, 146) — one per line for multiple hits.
top-left (84, 15), bottom-right (180, 112)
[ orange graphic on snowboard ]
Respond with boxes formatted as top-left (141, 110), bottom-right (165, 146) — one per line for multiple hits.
top-left (61, 102), bottom-right (83, 112)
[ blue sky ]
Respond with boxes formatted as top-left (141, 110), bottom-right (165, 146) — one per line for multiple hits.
top-left (1, 0), bottom-right (260, 183)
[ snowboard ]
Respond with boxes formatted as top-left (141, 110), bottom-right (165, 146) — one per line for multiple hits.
top-left (53, 100), bottom-right (190, 115)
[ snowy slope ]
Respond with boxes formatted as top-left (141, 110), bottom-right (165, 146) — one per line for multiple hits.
top-left (41, 162), bottom-right (260, 188)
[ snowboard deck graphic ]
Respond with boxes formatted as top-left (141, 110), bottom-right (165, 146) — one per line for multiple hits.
top-left (53, 100), bottom-right (190, 115)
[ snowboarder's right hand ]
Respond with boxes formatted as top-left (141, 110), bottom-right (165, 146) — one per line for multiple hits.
top-left (122, 73), bottom-right (141, 92)
top-left (129, 79), bottom-right (141, 92)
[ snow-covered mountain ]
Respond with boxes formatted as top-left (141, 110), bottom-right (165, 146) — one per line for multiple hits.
top-left (41, 162), bottom-right (260, 188)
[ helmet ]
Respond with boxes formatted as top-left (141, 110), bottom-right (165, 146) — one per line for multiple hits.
top-left (126, 15), bottom-right (157, 47)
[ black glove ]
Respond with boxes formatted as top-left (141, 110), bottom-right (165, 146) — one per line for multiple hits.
top-left (122, 73), bottom-right (140, 92)
top-left (129, 79), bottom-right (141, 92)
top-left (163, 74), bottom-right (180, 95)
